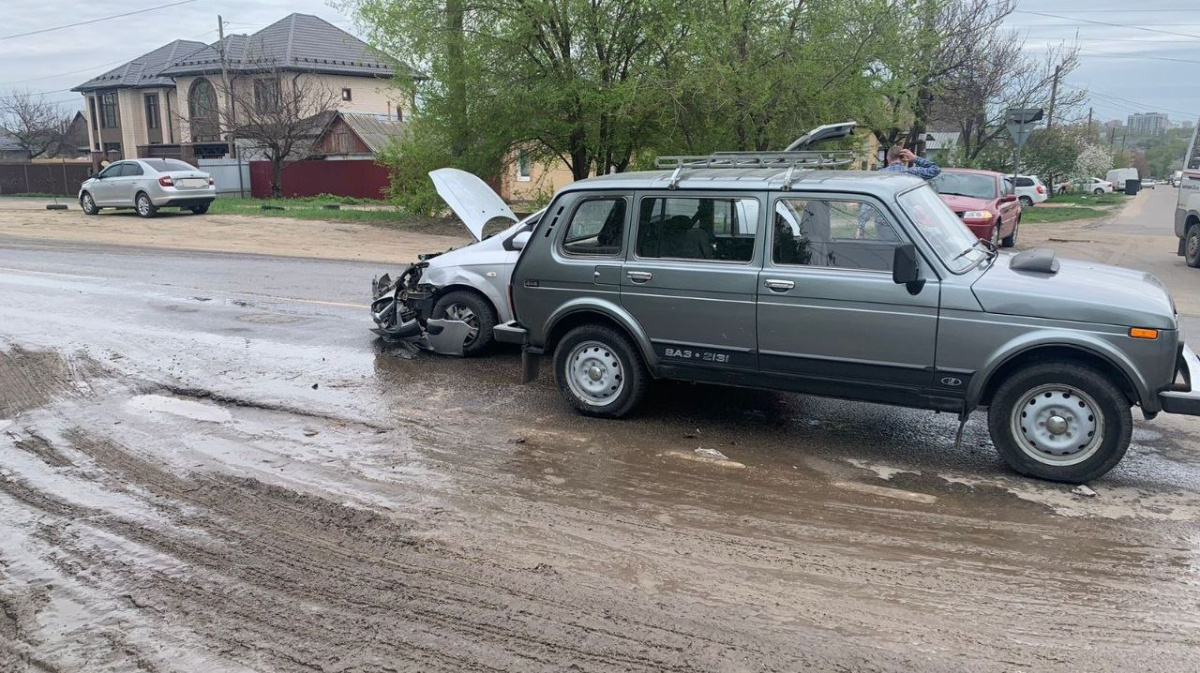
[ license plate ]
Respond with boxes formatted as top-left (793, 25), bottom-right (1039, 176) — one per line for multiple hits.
top-left (179, 178), bottom-right (208, 189)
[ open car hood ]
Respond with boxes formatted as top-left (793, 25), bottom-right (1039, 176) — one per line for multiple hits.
top-left (429, 168), bottom-right (518, 242)
top-left (783, 121), bottom-right (857, 151)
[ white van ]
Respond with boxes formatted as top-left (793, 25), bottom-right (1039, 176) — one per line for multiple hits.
top-left (1106, 167), bottom-right (1139, 192)
top-left (1175, 122), bottom-right (1200, 265)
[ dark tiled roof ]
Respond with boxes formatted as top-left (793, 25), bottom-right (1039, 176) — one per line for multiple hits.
top-left (72, 40), bottom-right (210, 92)
top-left (160, 14), bottom-right (403, 79)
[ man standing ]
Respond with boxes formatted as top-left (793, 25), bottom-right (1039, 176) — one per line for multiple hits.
top-left (857, 146), bottom-right (941, 239)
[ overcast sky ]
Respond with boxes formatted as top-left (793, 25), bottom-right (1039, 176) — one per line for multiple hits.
top-left (1, 0), bottom-right (1196, 126)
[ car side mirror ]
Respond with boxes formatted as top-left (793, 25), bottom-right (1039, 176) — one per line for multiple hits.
top-left (892, 243), bottom-right (921, 286)
top-left (1001, 194), bottom-right (1017, 203)
top-left (512, 230), bottom-right (532, 250)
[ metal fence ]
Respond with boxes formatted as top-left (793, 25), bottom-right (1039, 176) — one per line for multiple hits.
top-left (197, 158), bottom-right (251, 198)
top-left (0, 162), bottom-right (93, 196)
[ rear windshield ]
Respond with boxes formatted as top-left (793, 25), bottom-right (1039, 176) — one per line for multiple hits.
top-left (931, 173), bottom-right (996, 199)
top-left (141, 158), bottom-right (198, 172)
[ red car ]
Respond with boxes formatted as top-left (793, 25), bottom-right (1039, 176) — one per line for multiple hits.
top-left (930, 168), bottom-right (1022, 247)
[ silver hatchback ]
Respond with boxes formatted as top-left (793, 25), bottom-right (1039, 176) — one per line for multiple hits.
top-left (79, 158), bottom-right (217, 218)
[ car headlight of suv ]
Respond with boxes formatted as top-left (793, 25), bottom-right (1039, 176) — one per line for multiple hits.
top-left (961, 210), bottom-right (993, 220)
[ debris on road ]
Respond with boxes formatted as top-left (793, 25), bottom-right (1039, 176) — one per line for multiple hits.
top-left (662, 449), bottom-right (746, 469)
top-left (1072, 484), bottom-right (1099, 498)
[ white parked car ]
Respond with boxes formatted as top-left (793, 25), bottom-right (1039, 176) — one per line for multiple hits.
top-left (79, 158), bottom-right (216, 217)
top-left (1013, 175), bottom-right (1047, 207)
top-left (1067, 177), bottom-right (1113, 195)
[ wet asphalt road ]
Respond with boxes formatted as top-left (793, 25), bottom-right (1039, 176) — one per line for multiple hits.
top-left (3, 190), bottom-right (1200, 672)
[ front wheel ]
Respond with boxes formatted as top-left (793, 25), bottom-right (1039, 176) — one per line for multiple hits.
top-left (554, 324), bottom-right (647, 418)
top-left (988, 362), bottom-right (1132, 483)
top-left (135, 193), bottom-right (158, 218)
top-left (80, 192), bottom-right (99, 215)
top-left (1001, 219), bottom-right (1018, 248)
top-left (431, 290), bottom-right (496, 356)
top-left (1186, 224), bottom-right (1200, 268)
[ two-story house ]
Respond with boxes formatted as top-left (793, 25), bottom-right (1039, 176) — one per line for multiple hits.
top-left (72, 14), bottom-right (409, 164)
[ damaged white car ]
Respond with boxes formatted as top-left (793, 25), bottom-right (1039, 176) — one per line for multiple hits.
top-left (371, 168), bottom-right (543, 356)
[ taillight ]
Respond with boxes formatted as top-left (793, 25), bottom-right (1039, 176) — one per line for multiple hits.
top-left (208, 177), bottom-right (215, 186)
top-left (158, 176), bottom-right (174, 187)
top-left (1036, 185), bottom-right (1045, 194)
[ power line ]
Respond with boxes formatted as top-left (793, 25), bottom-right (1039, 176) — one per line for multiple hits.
top-left (0, 0), bottom-right (199, 40)
top-left (1013, 10), bottom-right (1200, 40)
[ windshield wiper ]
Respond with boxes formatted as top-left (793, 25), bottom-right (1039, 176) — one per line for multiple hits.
top-left (951, 238), bottom-right (995, 263)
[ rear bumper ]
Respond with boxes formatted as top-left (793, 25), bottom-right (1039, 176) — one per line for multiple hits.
top-left (493, 321), bottom-right (528, 345)
top-left (156, 196), bottom-right (215, 208)
top-left (1159, 344), bottom-right (1200, 415)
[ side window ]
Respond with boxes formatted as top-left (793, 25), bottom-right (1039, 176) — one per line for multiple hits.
top-left (636, 196), bottom-right (759, 262)
top-left (1003, 178), bottom-right (1015, 196)
top-left (562, 198), bottom-right (626, 256)
top-left (123, 162), bottom-right (144, 177)
top-left (773, 198), bottom-right (899, 272)
top-left (1015, 177), bottom-right (1033, 188)
top-left (99, 163), bottom-right (123, 179)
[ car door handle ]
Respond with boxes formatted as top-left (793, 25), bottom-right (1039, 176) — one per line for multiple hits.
top-left (627, 271), bottom-right (653, 283)
top-left (764, 279), bottom-right (795, 292)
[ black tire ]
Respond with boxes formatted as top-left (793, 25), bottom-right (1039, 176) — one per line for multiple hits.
top-left (1019, 195), bottom-right (1033, 208)
top-left (554, 324), bottom-right (647, 418)
top-left (135, 192), bottom-right (158, 218)
top-left (988, 362), bottom-right (1132, 483)
top-left (80, 192), bottom-right (99, 215)
top-left (431, 290), bottom-right (496, 357)
top-left (189, 204), bottom-right (210, 215)
top-left (1001, 218), bottom-right (1018, 248)
top-left (1093, 188), bottom-right (1103, 195)
top-left (1186, 224), bottom-right (1200, 268)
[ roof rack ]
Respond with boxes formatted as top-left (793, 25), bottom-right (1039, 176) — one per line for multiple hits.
top-left (656, 150), bottom-right (858, 190)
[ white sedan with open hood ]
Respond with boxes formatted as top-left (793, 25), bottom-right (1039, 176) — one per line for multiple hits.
top-left (370, 169), bottom-right (543, 356)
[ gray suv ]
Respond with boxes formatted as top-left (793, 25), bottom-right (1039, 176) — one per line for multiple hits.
top-left (495, 155), bottom-right (1200, 483)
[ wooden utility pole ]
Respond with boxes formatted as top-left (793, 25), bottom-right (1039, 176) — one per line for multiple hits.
top-left (1047, 64), bottom-right (1061, 130)
top-left (1087, 107), bottom-right (1093, 135)
top-left (218, 15), bottom-right (235, 158)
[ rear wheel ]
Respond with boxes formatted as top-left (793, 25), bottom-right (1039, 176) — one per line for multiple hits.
top-left (554, 324), bottom-right (647, 418)
top-left (189, 204), bottom-right (210, 215)
top-left (135, 192), bottom-right (158, 218)
top-left (1001, 218), bottom-right (1018, 248)
top-left (80, 192), bottom-right (99, 215)
top-left (1093, 188), bottom-right (1104, 195)
top-left (988, 362), bottom-right (1131, 483)
top-left (1019, 195), bottom-right (1033, 208)
top-left (1186, 224), bottom-right (1200, 268)
top-left (431, 290), bottom-right (496, 356)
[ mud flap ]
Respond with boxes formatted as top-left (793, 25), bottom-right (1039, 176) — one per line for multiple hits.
top-left (521, 348), bottom-right (540, 383)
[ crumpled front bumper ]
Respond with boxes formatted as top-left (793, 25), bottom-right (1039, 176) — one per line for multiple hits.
top-left (1159, 343), bottom-right (1200, 415)
top-left (369, 266), bottom-right (472, 357)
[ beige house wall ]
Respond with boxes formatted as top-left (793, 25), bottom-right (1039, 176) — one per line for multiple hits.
top-left (501, 150), bottom-right (576, 204)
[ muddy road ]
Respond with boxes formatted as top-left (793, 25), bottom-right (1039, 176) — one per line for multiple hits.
top-left (3, 194), bottom-right (1200, 672)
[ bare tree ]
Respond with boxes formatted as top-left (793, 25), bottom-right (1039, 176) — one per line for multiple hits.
top-left (214, 70), bottom-right (340, 197)
top-left (0, 88), bottom-right (69, 159)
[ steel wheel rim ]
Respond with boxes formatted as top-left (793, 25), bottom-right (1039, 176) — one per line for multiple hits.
top-left (443, 303), bottom-right (479, 345)
top-left (565, 340), bottom-right (624, 407)
top-left (1189, 231), bottom-right (1199, 259)
top-left (1010, 384), bottom-right (1104, 466)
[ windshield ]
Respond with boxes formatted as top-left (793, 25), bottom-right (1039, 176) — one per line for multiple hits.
top-left (931, 173), bottom-right (996, 199)
top-left (897, 184), bottom-right (988, 273)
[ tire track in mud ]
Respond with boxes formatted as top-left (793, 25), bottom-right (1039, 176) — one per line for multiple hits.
top-left (0, 346), bottom-right (107, 417)
top-left (0, 430), bottom-right (951, 673)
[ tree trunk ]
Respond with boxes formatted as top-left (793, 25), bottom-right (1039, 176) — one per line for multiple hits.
top-left (446, 0), bottom-right (468, 158)
top-left (272, 159), bottom-right (284, 199)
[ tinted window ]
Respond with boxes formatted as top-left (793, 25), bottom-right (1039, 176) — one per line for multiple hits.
top-left (122, 162), bottom-right (144, 177)
top-left (1015, 177), bottom-right (1034, 187)
top-left (98, 163), bottom-right (122, 179)
top-left (773, 198), bottom-right (899, 272)
top-left (636, 197), bottom-right (758, 262)
top-left (562, 198), bottom-right (626, 256)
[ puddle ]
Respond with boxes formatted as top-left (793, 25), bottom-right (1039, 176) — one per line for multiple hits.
top-left (237, 313), bottom-right (303, 325)
top-left (125, 395), bottom-right (233, 423)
